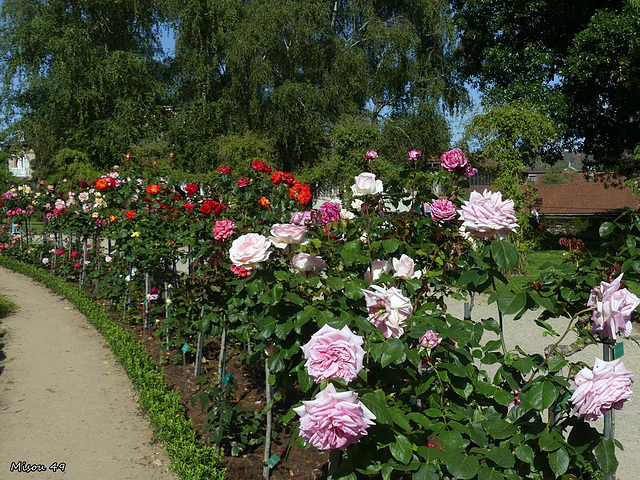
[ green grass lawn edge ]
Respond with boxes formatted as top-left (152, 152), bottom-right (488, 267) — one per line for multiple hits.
top-left (0, 256), bottom-right (224, 480)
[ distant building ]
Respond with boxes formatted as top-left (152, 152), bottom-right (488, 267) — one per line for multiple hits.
top-left (7, 149), bottom-right (34, 179)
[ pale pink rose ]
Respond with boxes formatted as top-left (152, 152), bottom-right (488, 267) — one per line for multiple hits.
top-left (291, 253), bottom-right (327, 273)
top-left (290, 210), bottom-right (315, 225)
top-left (294, 384), bottom-right (375, 451)
top-left (430, 199), bottom-right (457, 222)
top-left (269, 223), bottom-right (308, 248)
top-left (362, 285), bottom-right (413, 338)
top-left (213, 219), bottom-right (236, 241)
top-left (588, 274), bottom-right (639, 340)
top-left (41, 258), bottom-right (50, 265)
top-left (392, 254), bottom-right (421, 280)
top-left (302, 324), bottom-right (365, 383)
top-left (351, 173), bottom-right (384, 196)
top-left (365, 150), bottom-right (378, 161)
top-left (570, 358), bottom-right (633, 421)
top-left (229, 233), bottom-right (272, 268)
top-left (419, 330), bottom-right (442, 349)
top-left (458, 190), bottom-right (518, 240)
top-left (408, 149), bottom-right (422, 161)
top-left (364, 259), bottom-right (392, 282)
top-left (440, 148), bottom-right (468, 172)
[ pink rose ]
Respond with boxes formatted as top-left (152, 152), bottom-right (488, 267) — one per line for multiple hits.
top-left (440, 148), bottom-right (468, 172)
top-left (364, 150), bottom-right (378, 161)
top-left (464, 164), bottom-right (478, 177)
top-left (392, 254), bottom-right (421, 280)
top-left (302, 324), bottom-right (365, 383)
top-left (294, 384), bottom-right (375, 451)
top-left (290, 210), bottom-right (315, 225)
top-left (318, 201), bottom-right (341, 225)
top-left (362, 285), bottom-right (413, 338)
top-left (231, 264), bottom-right (252, 277)
top-left (430, 199), bottom-right (457, 222)
top-left (213, 219), bottom-right (236, 241)
top-left (364, 260), bottom-right (392, 282)
top-left (458, 190), bottom-right (519, 240)
top-left (570, 358), bottom-right (633, 421)
top-left (408, 149), bottom-right (422, 161)
top-left (229, 233), bottom-right (272, 268)
top-left (269, 223), bottom-right (308, 248)
top-left (588, 274), bottom-right (640, 340)
top-left (291, 253), bottom-right (327, 273)
top-left (419, 330), bottom-right (442, 349)
top-left (351, 172), bottom-right (384, 196)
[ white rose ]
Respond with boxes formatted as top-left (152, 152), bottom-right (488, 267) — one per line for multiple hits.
top-left (364, 260), bottom-right (392, 282)
top-left (340, 209), bottom-right (355, 220)
top-left (229, 233), bottom-right (272, 268)
top-left (392, 254), bottom-right (422, 280)
top-left (268, 224), bottom-right (308, 249)
top-left (351, 173), bottom-right (384, 196)
top-left (351, 199), bottom-right (364, 211)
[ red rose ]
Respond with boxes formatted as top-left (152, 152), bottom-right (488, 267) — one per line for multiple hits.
top-left (200, 203), bottom-right (212, 215)
top-left (95, 178), bottom-right (108, 190)
top-left (185, 183), bottom-right (199, 196)
top-left (146, 184), bottom-right (162, 195)
top-left (106, 177), bottom-right (116, 188)
top-left (218, 165), bottom-right (231, 174)
top-left (183, 202), bottom-right (194, 210)
top-left (251, 160), bottom-right (272, 174)
top-left (125, 210), bottom-right (136, 219)
top-left (172, 193), bottom-right (183, 202)
top-left (237, 177), bottom-right (250, 188)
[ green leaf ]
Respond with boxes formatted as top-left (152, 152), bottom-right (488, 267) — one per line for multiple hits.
top-left (538, 434), bottom-right (561, 452)
top-left (594, 438), bottom-right (618, 475)
top-left (468, 423), bottom-right (488, 448)
top-left (360, 390), bottom-right (392, 424)
top-left (515, 444), bottom-right (533, 463)
top-left (382, 238), bottom-right (402, 253)
top-left (521, 381), bottom-right (557, 410)
top-left (439, 430), bottom-right (465, 452)
top-left (497, 291), bottom-right (526, 315)
top-left (491, 240), bottom-right (518, 270)
top-left (486, 446), bottom-right (514, 468)
top-left (445, 453), bottom-right (479, 480)
top-left (380, 338), bottom-right (406, 367)
top-left (413, 464), bottom-right (438, 480)
top-left (547, 355), bottom-right (568, 372)
top-left (344, 280), bottom-right (364, 300)
top-left (296, 368), bottom-right (313, 392)
top-left (477, 466), bottom-right (506, 480)
top-left (483, 418), bottom-right (517, 440)
top-left (390, 434), bottom-right (413, 464)
top-left (389, 407), bottom-right (412, 431)
top-left (549, 448), bottom-right (570, 477)
top-left (493, 389), bottom-right (515, 407)
top-left (284, 292), bottom-right (305, 306)
top-left (274, 320), bottom-right (293, 339)
top-left (528, 290), bottom-right (555, 312)
top-left (599, 221), bottom-right (615, 237)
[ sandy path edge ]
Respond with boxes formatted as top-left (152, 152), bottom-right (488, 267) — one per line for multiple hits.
top-left (0, 267), bottom-right (178, 480)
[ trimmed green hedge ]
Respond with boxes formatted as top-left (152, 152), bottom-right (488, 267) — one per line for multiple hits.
top-left (0, 256), bottom-right (224, 480)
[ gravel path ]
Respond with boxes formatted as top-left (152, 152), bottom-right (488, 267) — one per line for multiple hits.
top-left (0, 268), bottom-right (178, 480)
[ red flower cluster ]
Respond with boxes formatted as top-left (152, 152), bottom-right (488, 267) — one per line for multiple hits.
top-left (237, 177), bottom-right (250, 188)
top-left (258, 196), bottom-right (270, 209)
top-left (200, 199), bottom-right (226, 216)
top-left (146, 184), bottom-right (162, 195)
top-left (271, 171), bottom-right (296, 186)
top-left (183, 202), bottom-right (194, 210)
top-left (231, 264), bottom-right (252, 277)
top-left (289, 182), bottom-right (312, 205)
top-left (125, 210), bottom-right (136, 219)
top-left (185, 183), bottom-right (199, 196)
top-left (251, 160), bottom-right (272, 174)
top-left (218, 165), bottom-right (231, 174)
top-left (94, 177), bottom-right (115, 190)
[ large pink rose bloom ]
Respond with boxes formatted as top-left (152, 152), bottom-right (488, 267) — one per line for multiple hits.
top-left (392, 254), bottom-right (421, 280)
top-left (294, 384), bottom-right (375, 451)
top-left (351, 172), bottom-right (384, 196)
top-left (570, 358), bottom-right (633, 421)
top-left (458, 190), bottom-right (518, 240)
top-left (430, 199), bottom-right (457, 222)
top-left (440, 148), bottom-right (468, 172)
top-left (269, 223), bottom-right (308, 248)
top-left (362, 285), bottom-right (413, 338)
top-left (302, 324), bottom-right (365, 383)
top-left (229, 233), bottom-right (272, 268)
top-left (213, 219), bottom-right (236, 241)
top-left (588, 274), bottom-right (639, 340)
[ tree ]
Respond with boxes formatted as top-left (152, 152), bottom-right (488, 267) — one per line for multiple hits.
top-left (0, 0), bottom-right (167, 169)
top-left (453, 0), bottom-right (640, 169)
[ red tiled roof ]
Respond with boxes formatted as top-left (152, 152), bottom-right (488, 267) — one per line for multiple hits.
top-left (471, 172), bottom-right (638, 215)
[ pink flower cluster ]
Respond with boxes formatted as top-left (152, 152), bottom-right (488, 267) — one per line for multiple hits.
top-left (458, 190), bottom-right (518, 240)
top-left (213, 219), bottom-right (236, 241)
top-left (362, 285), bottom-right (413, 338)
top-left (294, 384), bottom-right (375, 451)
top-left (430, 199), bottom-right (457, 222)
top-left (302, 325), bottom-right (365, 383)
top-left (440, 148), bottom-right (477, 177)
top-left (419, 330), bottom-right (442, 349)
top-left (318, 201), bottom-right (341, 225)
top-left (588, 273), bottom-right (640, 340)
top-left (570, 358), bottom-right (633, 421)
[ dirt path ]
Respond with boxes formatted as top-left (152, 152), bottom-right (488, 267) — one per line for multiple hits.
top-left (0, 268), bottom-right (178, 480)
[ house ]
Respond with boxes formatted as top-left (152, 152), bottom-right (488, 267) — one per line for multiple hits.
top-left (2, 136), bottom-right (34, 179)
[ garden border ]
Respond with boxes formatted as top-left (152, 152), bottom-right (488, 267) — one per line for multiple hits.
top-left (0, 256), bottom-right (225, 480)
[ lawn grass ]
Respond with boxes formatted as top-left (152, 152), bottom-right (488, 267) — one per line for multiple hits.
top-left (0, 293), bottom-right (18, 316)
